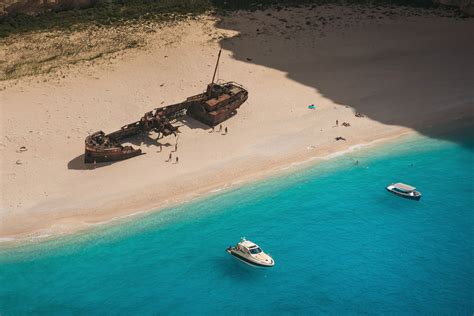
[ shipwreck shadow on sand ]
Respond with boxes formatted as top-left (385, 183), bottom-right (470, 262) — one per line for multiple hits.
top-left (67, 119), bottom-right (206, 169)
top-left (68, 135), bottom-right (177, 170)
top-left (68, 154), bottom-right (116, 170)
top-left (125, 132), bottom-right (171, 148)
top-left (176, 116), bottom-right (211, 130)
top-left (214, 7), bottom-right (474, 147)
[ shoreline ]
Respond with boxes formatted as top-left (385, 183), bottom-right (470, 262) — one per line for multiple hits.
top-left (1, 115), bottom-right (472, 316)
top-left (0, 129), bottom-right (412, 247)
top-left (1, 7), bottom-right (473, 246)
top-left (1, 116), bottom-right (471, 247)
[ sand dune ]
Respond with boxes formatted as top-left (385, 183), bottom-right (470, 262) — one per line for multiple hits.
top-left (1, 5), bottom-right (473, 241)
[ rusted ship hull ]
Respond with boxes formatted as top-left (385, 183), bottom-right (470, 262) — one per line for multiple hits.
top-left (85, 130), bottom-right (144, 163)
top-left (187, 84), bottom-right (248, 126)
top-left (85, 145), bottom-right (142, 163)
top-left (84, 102), bottom-right (186, 164)
top-left (83, 50), bottom-right (248, 164)
top-left (84, 82), bottom-right (247, 164)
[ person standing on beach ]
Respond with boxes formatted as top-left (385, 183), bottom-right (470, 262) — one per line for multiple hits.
top-left (336, 120), bottom-right (339, 126)
top-left (176, 156), bottom-right (179, 164)
top-left (168, 152), bottom-right (172, 162)
top-left (224, 127), bottom-right (228, 135)
top-left (218, 124), bottom-right (222, 132)
top-left (174, 143), bottom-right (178, 152)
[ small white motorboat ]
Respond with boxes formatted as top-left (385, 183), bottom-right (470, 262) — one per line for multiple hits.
top-left (386, 183), bottom-right (422, 201)
top-left (226, 237), bottom-right (274, 267)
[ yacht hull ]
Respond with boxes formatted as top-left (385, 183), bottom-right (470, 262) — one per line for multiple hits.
top-left (227, 249), bottom-right (274, 268)
top-left (386, 187), bottom-right (421, 201)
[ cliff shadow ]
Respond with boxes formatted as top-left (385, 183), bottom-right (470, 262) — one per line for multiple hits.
top-left (214, 6), bottom-right (474, 147)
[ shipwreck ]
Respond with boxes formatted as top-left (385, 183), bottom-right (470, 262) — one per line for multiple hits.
top-left (84, 50), bottom-right (248, 164)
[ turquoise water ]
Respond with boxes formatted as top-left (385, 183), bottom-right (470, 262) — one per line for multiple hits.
top-left (1, 131), bottom-right (473, 315)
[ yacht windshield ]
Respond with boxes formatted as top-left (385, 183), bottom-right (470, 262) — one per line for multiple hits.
top-left (249, 247), bottom-right (262, 254)
top-left (393, 187), bottom-right (409, 193)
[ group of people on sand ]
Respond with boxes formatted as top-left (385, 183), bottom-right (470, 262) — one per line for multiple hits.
top-left (335, 119), bottom-right (348, 141)
top-left (210, 124), bottom-right (228, 135)
top-left (159, 124), bottom-right (229, 164)
top-left (167, 142), bottom-right (179, 164)
top-left (335, 120), bottom-right (351, 127)
top-left (158, 136), bottom-right (179, 164)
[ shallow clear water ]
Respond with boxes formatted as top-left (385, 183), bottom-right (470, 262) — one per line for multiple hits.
top-left (1, 131), bottom-right (473, 315)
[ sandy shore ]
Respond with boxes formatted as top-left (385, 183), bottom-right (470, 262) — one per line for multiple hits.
top-left (1, 5), bottom-right (473, 242)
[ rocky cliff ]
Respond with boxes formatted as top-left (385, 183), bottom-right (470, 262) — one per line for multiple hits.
top-left (0, 0), bottom-right (97, 16)
top-left (434, 0), bottom-right (474, 15)
top-left (1, 0), bottom-right (473, 17)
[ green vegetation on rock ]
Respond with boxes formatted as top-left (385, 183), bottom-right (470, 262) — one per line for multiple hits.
top-left (0, 0), bottom-right (464, 38)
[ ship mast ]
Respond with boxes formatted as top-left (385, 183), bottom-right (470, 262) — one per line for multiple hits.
top-left (211, 49), bottom-right (222, 85)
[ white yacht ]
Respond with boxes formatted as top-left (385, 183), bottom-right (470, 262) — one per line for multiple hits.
top-left (386, 183), bottom-right (422, 201)
top-left (227, 238), bottom-right (275, 267)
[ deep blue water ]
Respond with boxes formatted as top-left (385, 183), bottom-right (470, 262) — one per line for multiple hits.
top-left (1, 131), bottom-right (473, 315)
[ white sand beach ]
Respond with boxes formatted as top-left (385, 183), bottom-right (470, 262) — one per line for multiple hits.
top-left (1, 5), bottom-right (473, 241)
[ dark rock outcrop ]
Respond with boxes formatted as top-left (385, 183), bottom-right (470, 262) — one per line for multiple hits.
top-left (1, 0), bottom-right (97, 16)
top-left (434, 0), bottom-right (474, 15)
